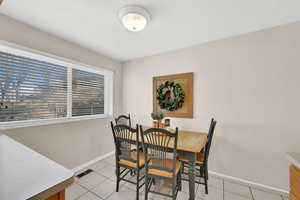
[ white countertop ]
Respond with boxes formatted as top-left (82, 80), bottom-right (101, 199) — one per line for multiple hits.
top-left (0, 133), bottom-right (74, 200)
top-left (286, 152), bottom-right (300, 169)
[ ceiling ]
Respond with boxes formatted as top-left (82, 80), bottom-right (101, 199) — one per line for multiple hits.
top-left (1, 0), bottom-right (300, 61)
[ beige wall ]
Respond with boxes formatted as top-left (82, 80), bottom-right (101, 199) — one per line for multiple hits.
top-left (123, 22), bottom-right (300, 190)
top-left (0, 14), bottom-right (122, 169)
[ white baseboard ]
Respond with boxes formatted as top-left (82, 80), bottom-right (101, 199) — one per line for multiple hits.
top-left (71, 151), bottom-right (115, 173)
top-left (209, 170), bottom-right (289, 195)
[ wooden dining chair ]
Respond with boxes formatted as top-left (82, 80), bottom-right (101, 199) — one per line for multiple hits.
top-left (110, 122), bottom-right (148, 200)
top-left (140, 126), bottom-right (182, 200)
top-left (179, 120), bottom-right (217, 194)
top-left (115, 114), bottom-right (132, 127)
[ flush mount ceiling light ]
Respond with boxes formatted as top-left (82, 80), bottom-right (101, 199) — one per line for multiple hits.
top-left (118, 6), bottom-right (151, 32)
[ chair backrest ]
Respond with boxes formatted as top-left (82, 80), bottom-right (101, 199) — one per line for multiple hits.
top-left (204, 120), bottom-right (217, 165)
top-left (115, 114), bottom-right (132, 127)
top-left (110, 122), bottom-right (139, 165)
top-left (140, 126), bottom-right (178, 176)
top-left (207, 118), bottom-right (214, 138)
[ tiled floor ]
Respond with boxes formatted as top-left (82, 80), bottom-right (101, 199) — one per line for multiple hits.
top-left (66, 155), bottom-right (289, 200)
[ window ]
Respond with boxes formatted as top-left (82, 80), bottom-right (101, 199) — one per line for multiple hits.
top-left (0, 42), bottom-right (113, 129)
top-left (72, 69), bottom-right (105, 116)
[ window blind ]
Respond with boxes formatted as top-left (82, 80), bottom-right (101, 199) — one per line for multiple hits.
top-left (72, 69), bottom-right (104, 116)
top-left (0, 51), bottom-right (68, 122)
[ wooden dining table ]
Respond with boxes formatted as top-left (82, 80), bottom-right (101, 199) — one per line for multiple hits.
top-left (136, 126), bottom-right (208, 200)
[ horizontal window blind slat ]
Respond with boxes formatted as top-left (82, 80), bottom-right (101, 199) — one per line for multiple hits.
top-left (0, 78), bottom-right (67, 88)
top-left (0, 71), bottom-right (67, 83)
top-left (0, 83), bottom-right (67, 91)
top-left (72, 83), bottom-right (104, 88)
top-left (0, 60), bottom-right (67, 75)
top-left (0, 62), bottom-right (67, 76)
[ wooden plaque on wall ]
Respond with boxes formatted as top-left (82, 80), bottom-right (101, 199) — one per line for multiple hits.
top-left (153, 72), bottom-right (193, 118)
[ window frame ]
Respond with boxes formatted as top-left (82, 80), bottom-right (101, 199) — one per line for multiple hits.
top-left (0, 41), bottom-right (114, 130)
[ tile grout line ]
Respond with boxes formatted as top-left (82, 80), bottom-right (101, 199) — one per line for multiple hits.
top-left (88, 189), bottom-right (106, 200)
top-left (73, 190), bottom-right (90, 200)
top-left (249, 186), bottom-right (255, 200)
top-left (222, 179), bottom-right (225, 200)
top-left (75, 172), bottom-right (111, 200)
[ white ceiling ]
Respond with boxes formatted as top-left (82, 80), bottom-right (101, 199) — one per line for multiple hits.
top-left (1, 0), bottom-right (300, 61)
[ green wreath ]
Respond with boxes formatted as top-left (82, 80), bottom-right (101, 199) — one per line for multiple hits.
top-left (156, 81), bottom-right (185, 111)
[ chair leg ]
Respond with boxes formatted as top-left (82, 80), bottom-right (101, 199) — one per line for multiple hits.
top-left (136, 169), bottom-right (140, 200)
top-left (172, 178), bottom-right (176, 200)
top-left (178, 167), bottom-right (182, 191)
top-left (182, 162), bottom-right (186, 174)
top-left (180, 162), bottom-right (185, 180)
top-left (116, 165), bottom-right (120, 192)
top-left (200, 166), bottom-right (204, 177)
top-left (144, 175), bottom-right (149, 200)
top-left (204, 166), bottom-right (208, 194)
top-left (206, 165), bottom-right (209, 180)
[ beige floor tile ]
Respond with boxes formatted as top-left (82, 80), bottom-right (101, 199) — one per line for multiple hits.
top-left (197, 186), bottom-right (223, 200)
top-left (77, 172), bottom-right (107, 190)
top-left (110, 175), bottom-right (117, 183)
top-left (148, 192), bottom-right (168, 200)
top-left (121, 180), bottom-right (141, 192)
top-left (65, 183), bottom-right (88, 200)
top-left (208, 176), bottom-right (223, 190)
top-left (120, 170), bottom-right (146, 192)
top-left (98, 164), bottom-right (116, 179)
top-left (176, 191), bottom-right (190, 200)
top-left (91, 178), bottom-right (116, 199)
top-left (251, 188), bottom-right (283, 200)
top-left (89, 161), bottom-right (110, 172)
top-left (106, 188), bottom-right (137, 200)
top-left (103, 155), bottom-right (115, 164)
top-left (181, 180), bottom-right (199, 194)
top-left (224, 181), bottom-right (251, 198)
top-left (224, 192), bottom-right (251, 200)
top-left (155, 179), bottom-right (172, 193)
top-left (282, 193), bottom-right (289, 199)
top-left (145, 179), bottom-right (184, 199)
top-left (77, 192), bottom-right (102, 200)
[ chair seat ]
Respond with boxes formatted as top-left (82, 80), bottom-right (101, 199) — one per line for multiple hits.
top-left (178, 152), bottom-right (204, 164)
top-left (148, 159), bottom-right (181, 178)
top-left (118, 151), bottom-right (149, 168)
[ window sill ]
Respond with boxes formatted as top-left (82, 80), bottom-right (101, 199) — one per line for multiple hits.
top-left (0, 115), bottom-right (112, 130)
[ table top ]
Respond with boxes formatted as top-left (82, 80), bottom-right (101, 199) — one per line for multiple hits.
top-left (0, 133), bottom-right (74, 200)
top-left (135, 127), bottom-right (208, 153)
top-left (176, 129), bottom-right (207, 152)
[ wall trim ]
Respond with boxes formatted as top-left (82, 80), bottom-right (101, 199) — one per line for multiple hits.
top-left (71, 151), bottom-right (115, 173)
top-left (209, 170), bottom-right (288, 195)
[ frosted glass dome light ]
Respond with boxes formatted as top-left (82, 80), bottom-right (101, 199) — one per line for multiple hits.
top-left (119, 6), bottom-right (151, 32)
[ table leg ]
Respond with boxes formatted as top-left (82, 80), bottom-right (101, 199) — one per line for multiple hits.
top-left (186, 152), bottom-right (196, 200)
